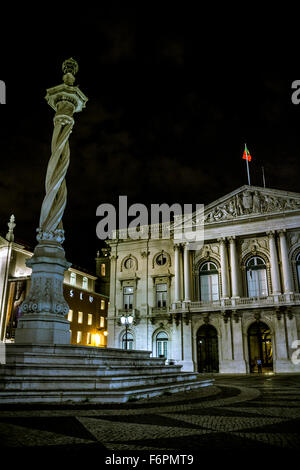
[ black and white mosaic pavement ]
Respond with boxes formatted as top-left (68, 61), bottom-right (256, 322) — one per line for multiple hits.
top-left (0, 375), bottom-right (299, 466)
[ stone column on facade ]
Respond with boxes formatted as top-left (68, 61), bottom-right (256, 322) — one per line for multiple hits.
top-left (278, 230), bottom-right (293, 294)
top-left (183, 243), bottom-right (191, 302)
top-left (15, 59), bottom-right (88, 345)
top-left (268, 231), bottom-right (281, 295)
top-left (218, 238), bottom-right (230, 298)
top-left (0, 215), bottom-right (15, 341)
top-left (180, 317), bottom-right (195, 371)
top-left (229, 237), bottom-right (240, 298)
top-left (174, 243), bottom-right (181, 303)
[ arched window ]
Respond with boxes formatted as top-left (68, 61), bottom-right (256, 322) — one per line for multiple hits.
top-left (246, 256), bottom-right (268, 297)
top-left (156, 331), bottom-right (168, 358)
top-left (297, 253), bottom-right (300, 290)
top-left (122, 332), bottom-right (133, 350)
top-left (82, 276), bottom-right (88, 290)
top-left (70, 272), bottom-right (76, 286)
top-left (199, 262), bottom-right (219, 301)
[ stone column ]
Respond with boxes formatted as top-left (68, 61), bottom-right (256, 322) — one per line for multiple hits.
top-left (279, 230), bottom-right (293, 294)
top-left (218, 238), bottom-right (229, 298)
top-left (268, 231), bottom-right (281, 295)
top-left (174, 244), bottom-right (181, 303)
top-left (229, 237), bottom-right (240, 298)
top-left (15, 59), bottom-right (88, 345)
top-left (183, 244), bottom-right (191, 302)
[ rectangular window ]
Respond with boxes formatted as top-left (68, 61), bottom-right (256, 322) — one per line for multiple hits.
top-left (100, 316), bottom-right (105, 328)
top-left (87, 332), bottom-right (92, 344)
top-left (78, 311), bottom-right (83, 324)
top-left (101, 263), bottom-right (106, 277)
top-left (77, 331), bottom-right (82, 343)
top-left (70, 272), bottom-right (76, 286)
top-left (156, 283), bottom-right (167, 307)
top-left (101, 299), bottom-right (105, 310)
top-left (123, 286), bottom-right (133, 309)
top-left (67, 309), bottom-right (73, 322)
top-left (82, 276), bottom-right (88, 290)
top-left (87, 313), bottom-right (93, 325)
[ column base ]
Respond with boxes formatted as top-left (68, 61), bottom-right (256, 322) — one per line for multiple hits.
top-left (177, 360), bottom-right (195, 372)
top-left (274, 359), bottom-right (300, 373)
top-left (219, 360), bottom-right (247, 374)
top-left (15, 314), bottom-right (71, 345)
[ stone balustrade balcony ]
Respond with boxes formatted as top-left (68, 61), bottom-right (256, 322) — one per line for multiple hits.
top-left (170, 293), bottom-right (300, 313)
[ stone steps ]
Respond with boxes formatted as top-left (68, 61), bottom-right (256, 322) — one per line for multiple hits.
top-left (0, 344), bottom-right (213, 404)
top-left (0, 377), bottom-right (213, 404)
top-left (0, 363), bottom-right (183, 377)
top-left (0, 371), bottom-right (199, 391)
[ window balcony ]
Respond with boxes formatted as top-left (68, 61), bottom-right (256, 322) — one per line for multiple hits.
top-left (170, 293), bottom-right (300, 313)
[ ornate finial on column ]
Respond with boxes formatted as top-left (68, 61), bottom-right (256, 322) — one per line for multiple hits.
top-left (62, 57), bottom-right (79, 85)
top-left (6, 214), bottom-right (15, 242)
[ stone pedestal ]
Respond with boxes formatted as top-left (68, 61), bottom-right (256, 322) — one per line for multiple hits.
top-left (15, 240), bottom-right (71, 345)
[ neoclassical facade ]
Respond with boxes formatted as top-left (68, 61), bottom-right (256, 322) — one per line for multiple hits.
top-left (106, 185), bottom-right (300, 374)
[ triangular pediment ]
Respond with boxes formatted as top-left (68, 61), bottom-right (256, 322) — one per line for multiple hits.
top-left (202, 185), bottom-right (300, 225)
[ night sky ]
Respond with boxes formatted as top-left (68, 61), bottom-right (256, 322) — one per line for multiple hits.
top-left (0, 7), bottom-right (299, 272)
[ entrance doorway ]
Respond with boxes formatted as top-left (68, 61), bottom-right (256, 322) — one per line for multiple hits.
top-left (197, 324), bottom-right (219, 373)
top-left (248, 321), bottom-right (273, 373)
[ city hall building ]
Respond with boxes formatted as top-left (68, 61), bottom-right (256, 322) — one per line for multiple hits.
top-left (106, 185), bottom-right (300, 374)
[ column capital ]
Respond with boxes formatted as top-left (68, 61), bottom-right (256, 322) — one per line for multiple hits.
top-left (217, 237), bottom-right (226, 244)
top-left (228, 236), bottom-right (236, 243)
top-left (266, 230), bottom-right (276, 238)
top-left (278, 229), bottom-right (287, 236)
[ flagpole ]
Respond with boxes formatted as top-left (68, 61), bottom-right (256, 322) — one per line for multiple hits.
top-left (245, 143), bottom-right (251, 185)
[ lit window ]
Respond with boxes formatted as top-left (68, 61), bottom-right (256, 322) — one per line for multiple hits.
top-left (101, 263), bottom-right (106, 277)
top-left (123, 286), bottom-right (133, 309)
top-left (82, 276), bottom-right (88, 290)
top-left (87, 332), bottom-right (92, 344)
top-left (101, 299), bottom-right (105, 310)
top-left (246, 256), bottom-right (268, 297)
top-left (122, 332), bottom-right (133, 350)
top-left (67, 309), bottom-right (73, 322)
top-left (199, 262), bottom-right (219, 301)
top-left (77, 331), bottom-right (82, 343)
top-left (156, 331), bottom-right (168, 358)
top-left (156, 283), bottom-right (167, 307)
top-left (100, 316), bottom-right (105, 328)
top-left (87, 314), bottom-right (93, 326)
top-left (70, 272), bottom-right (76, 286)
top-left (78, 311), bottom-right (83, 324)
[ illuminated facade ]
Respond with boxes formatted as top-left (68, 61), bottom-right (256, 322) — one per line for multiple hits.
top-left (0, 236), bottom-right (108, 347)
top-left (106, 186), bottom-right (300, 374)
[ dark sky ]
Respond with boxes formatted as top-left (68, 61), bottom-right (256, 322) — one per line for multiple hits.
top-left (0, 7), bottom-right (299, 272)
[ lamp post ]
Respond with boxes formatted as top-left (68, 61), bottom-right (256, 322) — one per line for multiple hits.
top-left (120, 314), bottom-right (133, 350)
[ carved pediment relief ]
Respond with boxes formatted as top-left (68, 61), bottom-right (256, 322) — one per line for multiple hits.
top-left (203, 186), bottom-right (300, 224)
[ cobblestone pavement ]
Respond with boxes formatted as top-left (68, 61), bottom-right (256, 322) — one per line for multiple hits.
top-left (0, 374), bottom-right (300, 466)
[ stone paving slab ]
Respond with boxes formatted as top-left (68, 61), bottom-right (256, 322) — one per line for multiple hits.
top-left (0, 375), bottom-right (300, 467)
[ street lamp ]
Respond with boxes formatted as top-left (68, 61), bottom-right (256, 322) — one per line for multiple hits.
top-left (120, 314), bottom-right (133, 350)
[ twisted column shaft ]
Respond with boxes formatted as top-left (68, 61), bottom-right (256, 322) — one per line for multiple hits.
top-left (39, 108), bottom-right (74, 236)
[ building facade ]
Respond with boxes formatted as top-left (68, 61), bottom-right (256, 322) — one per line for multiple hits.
top-left (0, 234), bottom-right (108, 347)
top-left (106, 185), bottom-right (300, 374)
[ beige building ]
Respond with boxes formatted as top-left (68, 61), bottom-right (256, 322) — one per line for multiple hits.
top-left (106, 185), bottom-right (300, 374)
top-left (0, 231), bottom-right (108, 346)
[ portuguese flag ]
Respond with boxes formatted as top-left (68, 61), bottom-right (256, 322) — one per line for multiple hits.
top-left (243, 145), bottom-right (252, 162)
